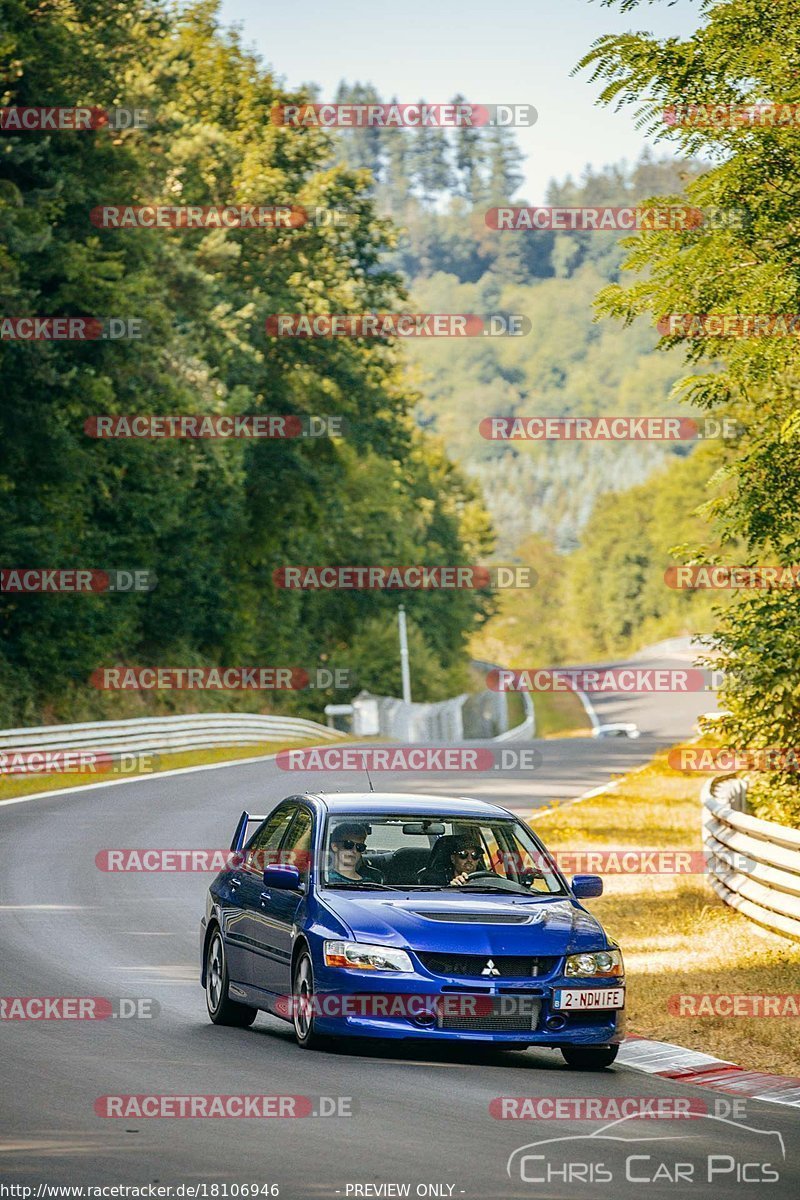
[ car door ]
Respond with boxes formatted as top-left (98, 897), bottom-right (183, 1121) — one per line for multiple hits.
top-left (230, 803), bottom-right (298, 984)
top-left (248, 805), bottom-right (313, 996)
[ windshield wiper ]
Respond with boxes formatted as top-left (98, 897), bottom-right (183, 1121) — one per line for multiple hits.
top-left (458, 883), bottom-right (528, 893)
top-left (324, 881), bottom-right (400, 890)
top-left (395, 884), bottom-right (450, 890)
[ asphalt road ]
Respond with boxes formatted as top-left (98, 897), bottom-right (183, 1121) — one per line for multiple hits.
top-left (1, 649), bottom-right (796, 1198)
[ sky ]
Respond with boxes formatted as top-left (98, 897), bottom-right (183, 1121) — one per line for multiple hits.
top-left (216, 0), bottom-right (703, 202)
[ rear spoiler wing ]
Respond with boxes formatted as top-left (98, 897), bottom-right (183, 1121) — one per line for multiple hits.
top-left (230, 811), bottom-right (267, 853)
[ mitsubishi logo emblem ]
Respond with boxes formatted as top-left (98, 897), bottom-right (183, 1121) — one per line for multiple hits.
top-left (481, 959), bottom-right (501, 976)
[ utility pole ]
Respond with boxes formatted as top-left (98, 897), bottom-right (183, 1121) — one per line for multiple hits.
top-left (398, 604), bottom-right (412, 704)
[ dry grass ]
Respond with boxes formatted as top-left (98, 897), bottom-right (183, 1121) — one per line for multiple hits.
top-left (530, 751), bottom-right (800, 1076)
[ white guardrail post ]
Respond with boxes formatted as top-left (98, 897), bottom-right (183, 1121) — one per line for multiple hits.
top-left (702, 774), bottom-right (800, 942)
top-left (0, 712), bottom-right (346, 770)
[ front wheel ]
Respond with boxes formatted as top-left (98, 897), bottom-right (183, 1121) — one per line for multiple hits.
top-left (205, 928), bottom-right (257, 1027)
top-left (292, 950), bottom-right (329, 1049)
top-left (561, 1044), bottom-right (619, 1070)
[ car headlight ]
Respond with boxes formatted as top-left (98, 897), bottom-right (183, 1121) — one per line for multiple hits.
top-left (324, 940), bottom-right (414, 972)
top-left (564, 949), bottom-right (624, 978)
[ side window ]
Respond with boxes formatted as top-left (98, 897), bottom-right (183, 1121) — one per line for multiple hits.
top-left (278, 808), bottom-right (314, 882)
top-left (245, 806), bottom-right (297, 872)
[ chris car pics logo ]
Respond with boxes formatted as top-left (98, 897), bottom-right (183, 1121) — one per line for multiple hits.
top-left (506, 1113), bottom-right (784, 1186)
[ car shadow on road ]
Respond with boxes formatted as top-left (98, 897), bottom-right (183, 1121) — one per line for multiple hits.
top-left (251, 1018), bottom-right (577, 1070)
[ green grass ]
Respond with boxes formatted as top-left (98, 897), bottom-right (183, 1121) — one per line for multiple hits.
top-left (533, 689), bottom-right (592, 737)
top-left (504, 690), bottom-right (526, 730)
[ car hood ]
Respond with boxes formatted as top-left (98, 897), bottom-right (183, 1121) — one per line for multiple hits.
top-left (320, 893), bottom-right (606, 955)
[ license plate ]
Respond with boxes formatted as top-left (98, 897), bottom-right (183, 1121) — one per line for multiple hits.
top-left (553, 987), bottom-right (625, 1010)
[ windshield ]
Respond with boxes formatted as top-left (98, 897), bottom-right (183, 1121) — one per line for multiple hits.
top-left (321, 814), bottom-right (564, 895)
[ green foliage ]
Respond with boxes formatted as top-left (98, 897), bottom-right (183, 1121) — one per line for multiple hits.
top-left (579, 0), bottom-right (800, 824)
top-left (0, 0), bottom-right (492, 724)
top-left (565, 447), bottom-right (722, 659)
top-left (331, 82), bottom-right (524, 213)
top-left (475, 449), bottom-right (723, 668)
top-left (471, 535), bottom-right (569, 666)
top-left (373, 153), bottom-right (709, 554)
top-left (407, 257), bottom-right (698, 553)
top-left (329, 611), bottom-right (471, 702)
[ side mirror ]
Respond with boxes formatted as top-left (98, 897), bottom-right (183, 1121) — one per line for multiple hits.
top-left (571, 874), bottom-right (603, 898)
top-left (263, 864), bottom-right (302, 891)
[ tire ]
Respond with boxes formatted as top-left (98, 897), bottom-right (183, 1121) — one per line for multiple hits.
top-left (205, 928), bottom-right (257, 1028)
top-left (292, 949), bottom-right (329, 1050)
top-left (561, 1043), bottom-right (619, 1070)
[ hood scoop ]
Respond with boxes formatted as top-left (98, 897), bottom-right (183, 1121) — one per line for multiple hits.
top-left (411, 910), bottom-right (533, 924)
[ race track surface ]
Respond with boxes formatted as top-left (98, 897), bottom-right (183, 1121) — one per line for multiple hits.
top-left (1, 650), bottom-right (796, 1198)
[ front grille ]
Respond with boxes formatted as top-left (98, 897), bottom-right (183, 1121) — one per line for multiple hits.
top-left (416, 952), bottom-right (558, 978)
top-left (437, 996), bottom-right (541, 1032)
top-left (412, 912), bottom-right (532, 924)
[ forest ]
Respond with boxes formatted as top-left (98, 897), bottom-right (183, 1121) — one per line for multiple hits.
top-left (2, 0), bottom-right (799, 821)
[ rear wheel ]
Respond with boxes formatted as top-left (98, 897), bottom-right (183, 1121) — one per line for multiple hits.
top-left (561, 1044), bottom-right (619, 1070)
top-left (292, 949), bottom-right (329, 1049)
top-left (205, 928), bottom-right (257, 1027)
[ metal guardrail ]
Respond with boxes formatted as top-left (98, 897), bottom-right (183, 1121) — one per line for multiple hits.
top-left (351, 692), bottom-right (471, 741)
top-left (349, 681), bottom-right (519, 742)
top-left (492, 690), bottom-right (534, 742)
top-left (0, 712), bottom-right (346, 769)
top-left (469, 659), bottom-right (532, 741)
top-left (702, 774), bottom-right (800, 942)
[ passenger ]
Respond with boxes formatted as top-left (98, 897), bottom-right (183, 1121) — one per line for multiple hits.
top-left (327, 822), bottom-right (384, 883)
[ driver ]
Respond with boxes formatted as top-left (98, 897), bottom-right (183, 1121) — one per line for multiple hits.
top-left (327, 822), bottom-right (384, 884)
top-left (418, 838), bottom-right (487, 887)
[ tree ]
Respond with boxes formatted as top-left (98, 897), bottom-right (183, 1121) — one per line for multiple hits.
top-left (577, 0), bottom-right (800, 822)
top-left (0, 0), bottom-right (493, 724)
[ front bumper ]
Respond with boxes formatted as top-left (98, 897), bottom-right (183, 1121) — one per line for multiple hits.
top-left (310, 960), bottom-right (625, 1045)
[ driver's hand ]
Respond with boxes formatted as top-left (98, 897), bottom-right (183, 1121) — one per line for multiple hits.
top-left (448, 872), bottom-right (471, 887)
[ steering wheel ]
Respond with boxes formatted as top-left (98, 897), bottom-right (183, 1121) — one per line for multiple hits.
top-left (456, 867), bottom-right (532, 894)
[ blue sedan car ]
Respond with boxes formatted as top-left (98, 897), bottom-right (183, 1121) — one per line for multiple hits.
top-left (201, 792), bottom-right (625, 1068)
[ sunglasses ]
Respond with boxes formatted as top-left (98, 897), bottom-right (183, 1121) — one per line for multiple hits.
top-left (338, 839), bottom-right (367, 853)
top-left (455, 848), bottom-right (482, 860)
